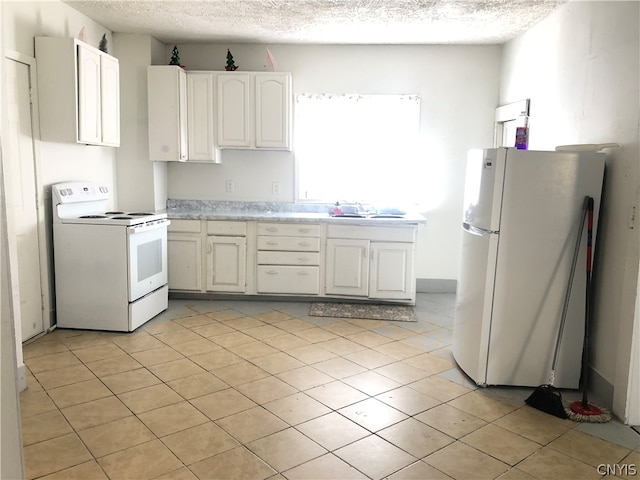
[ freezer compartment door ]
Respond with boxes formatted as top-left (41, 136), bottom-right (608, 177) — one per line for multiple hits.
top-left (452, 225), bottom-right (499, 385)
top-left (463, 148), bottom-right (506, 232)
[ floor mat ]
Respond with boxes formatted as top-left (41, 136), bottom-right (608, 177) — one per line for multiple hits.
top-left (309, 302), bottom-right (417, 322)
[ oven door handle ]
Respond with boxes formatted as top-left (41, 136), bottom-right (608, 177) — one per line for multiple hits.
top-left (127, 219), bottom-right (171, 235)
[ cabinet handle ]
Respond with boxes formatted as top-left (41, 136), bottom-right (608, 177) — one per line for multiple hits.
top-left (297, 271), bottom-right (310, 276)
top-left (298, 241), bottom-right (311, 247)
top-left (298, 228), bottom-right (311, 233)
top-left (298, 257), bottom-right (310, 262)
top-left (266, 227), bottom-right (278, 232)
top-left (266, 270), bottom-right (279, 275)
top-left (266, 241), bottom-right (279, 246)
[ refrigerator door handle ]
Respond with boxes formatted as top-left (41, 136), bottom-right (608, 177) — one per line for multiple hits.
top-left (463, 222), bottom-right (497, 236)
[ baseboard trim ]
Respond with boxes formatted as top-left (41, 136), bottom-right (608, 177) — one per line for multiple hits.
top-left (588, 365), bottom-right (614, 414)
top-left (416, 279), bottom-right (457, 293)
top-left (17, 363), bottom-right (27, 392)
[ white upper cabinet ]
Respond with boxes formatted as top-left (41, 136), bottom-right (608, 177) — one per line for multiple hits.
top-left (35, 37), bottom-right (120, 146)
top-left (100, 54), bottom-right (121, 146)
top-left (217, 73), bottom-right (251, 148)
top-left (255, 74), bottom-right (291, 149)
top-left (148, 67), bottom-right (220, 163)
top-left (217, 72), bottom-right (291, 150)
top-left (186, 72), bottom-right (220, 163)
top-left (147, 66), bottom-right (188, 162)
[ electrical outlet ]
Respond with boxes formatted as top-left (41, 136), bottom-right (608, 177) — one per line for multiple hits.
top-left (225, 180), bottom-right (235, 193)
top-left (272, 182), bottom-right (281, 195)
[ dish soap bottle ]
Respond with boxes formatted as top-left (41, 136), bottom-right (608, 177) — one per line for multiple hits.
top-left (515, 111), bottom-right (529, 150)
top-left (332, 202), bottom-right (342, 216)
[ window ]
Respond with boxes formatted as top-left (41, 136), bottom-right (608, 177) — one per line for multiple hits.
top-left (294, 93), bottom-right (421, 207)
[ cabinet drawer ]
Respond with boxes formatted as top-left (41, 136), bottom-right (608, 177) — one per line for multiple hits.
top-left (257, 251), bottom-right (320, 266)
top-left (257, 223), bottom-right (320, 237)
top-left (257, 266), bottom-right (319, 294)
top-left (207, 221), bottom-right (247, 236)
top-left (257, 236), bottom-right (320, 252)
top-left (168, 219), bottom-right (202, 233)
top-left (327, 224), bottom-right (416, 242)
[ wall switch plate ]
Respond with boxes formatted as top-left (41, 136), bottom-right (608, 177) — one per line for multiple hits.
top-left (272, 182), bottom-right (281, 195)
top-left (225, 180), bottom-right (235, 192)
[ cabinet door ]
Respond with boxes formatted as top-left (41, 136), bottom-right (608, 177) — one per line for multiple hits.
top-left (369, 242), bottom-right (414, 300)
top-left (206, 236), bottom-right (246, 292)
top-left (187, 72), bottom-right (219, 162)
top-left (168, 234), bottom-right (202, 291)
top-left (100, 54), bottom-right (120, 146)
top-left (217, 74), bottom-right (251, 147)
top-left (147, 66), bottom-right (187, 161)
top-left (178, 70), bottom-right (188, 161)
top-left (325, 239), bottom-right (369, 296)
top-left (255, 73), bottom-right (291, 149)
top-left (77, 44), bottom-right (102, 144)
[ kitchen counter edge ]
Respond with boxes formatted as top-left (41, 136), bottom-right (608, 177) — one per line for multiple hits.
top-left (166, 210), bottom-right (427, 225)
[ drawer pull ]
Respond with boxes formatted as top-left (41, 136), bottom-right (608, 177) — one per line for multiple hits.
top-left (266, 241), bottom-right (279, 246)
top-left (266, 270), bottom-right (279, 275)
top-left (298, 257), bottom-right (310, 262)
top-left (298, 241), bottom-right (311, 247)
top-left (297, 271), bottom-right (310, 276)
top-left (266, 227), bottom-right (278, 232)
top-left (298, 228), bottom-right (311, 233)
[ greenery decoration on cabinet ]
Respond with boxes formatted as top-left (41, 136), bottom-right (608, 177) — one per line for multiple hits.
top-left (99, 34), bottom-right (108, 53)
top-left (169, 45), bottom-right (184, 68)
top-left (225, 49), bottom-right (239, 71)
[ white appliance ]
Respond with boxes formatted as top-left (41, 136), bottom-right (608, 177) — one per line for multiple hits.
top-left (452, 148), bottom-right (605, 388)
top-left (52, 182), bottom-right (170, 332)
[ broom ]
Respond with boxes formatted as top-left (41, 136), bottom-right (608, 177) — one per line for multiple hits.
top-left (525, 197), bottom-right (589, 419)
top-left (565, 196), bottom-right (612, 423)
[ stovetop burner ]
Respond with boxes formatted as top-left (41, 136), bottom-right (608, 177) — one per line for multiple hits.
top-left (80, 215), bottom-right (108, 219)
top-left (105, 211), bottom-right (125, 215)
top-left (111, 216), bottom-right (134, 220)
top-left (128, 212), bottom-right (154, 216)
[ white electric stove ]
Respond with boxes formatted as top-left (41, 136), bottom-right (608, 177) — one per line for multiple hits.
top-left (52, 182), bottom-right (170, 332)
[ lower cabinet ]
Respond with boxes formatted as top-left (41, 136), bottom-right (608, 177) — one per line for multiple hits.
top-left (369, 242), bottom-right (415, 300)
top-left (167, 218), bottom-right (417, 303)
top-left (168, 220), bottom-right (203, 291)
top-left (256, 222), bottom-right (320, 295)
top-left (325, 239), bottom-right (369, 296)
top-left (206, 221), bottom-right (247, 293)
top-left (325, 225), bottom-right (416, 302)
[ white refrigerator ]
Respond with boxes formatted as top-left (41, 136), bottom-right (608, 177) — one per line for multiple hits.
top-left (452, 148), bottom-right (605, 388)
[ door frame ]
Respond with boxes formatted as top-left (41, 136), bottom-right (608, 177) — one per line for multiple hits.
top-left (4, 50), bottom-right (51, 344)
top-left (494, 99), bottom-right (530, 148)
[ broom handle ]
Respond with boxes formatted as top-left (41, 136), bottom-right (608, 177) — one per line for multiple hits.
top-left (582, 197), bottom-right (594, 407)
top-left (551, 197), bottom-right (589, 379)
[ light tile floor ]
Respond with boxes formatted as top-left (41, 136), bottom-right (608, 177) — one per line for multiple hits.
top-left (20, 294), bottom-right (640, 479)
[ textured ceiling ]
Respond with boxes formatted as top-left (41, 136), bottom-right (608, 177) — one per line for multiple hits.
top-left (64, 0), bottom-right (567, 45)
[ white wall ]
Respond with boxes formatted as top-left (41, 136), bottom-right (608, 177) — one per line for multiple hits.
top-left (113, 34), bottom-right (168, 212)
top-left (1, 3), bottom-right (25, 476)
top-left (500, 1), bottom-right (639, 418)
top-left (167, 44), bottom-right (502, 280)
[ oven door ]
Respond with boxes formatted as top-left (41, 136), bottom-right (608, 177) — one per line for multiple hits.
top-left (127, 220), bottom-right (169, 302)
